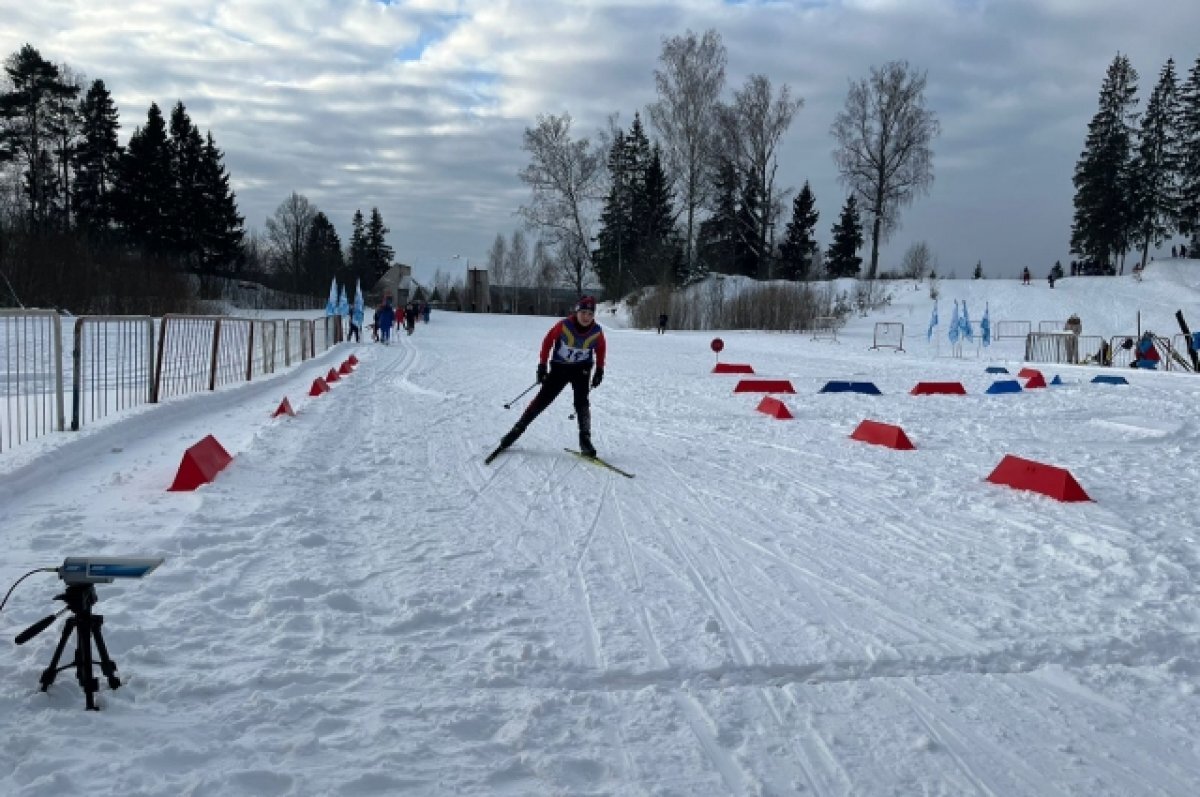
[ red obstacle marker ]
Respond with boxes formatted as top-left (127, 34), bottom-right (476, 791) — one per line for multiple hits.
top-left (711, 338), bottom-right (724, 353)
top-left (168, 435), bottom-right (233, 491)
top-left (1018, 367), bottom-right (1043, 379)
top-left (272, 397), bottom-right (295, 418)
top-left (348, 354), bottom-right (359, 365)
top-left (910, 381), bottom-right (967, 395)
top-left (849, 420), bottom-right (915, 450)
top-left (756, 396), bottom-right (793, 419)
top-left (325, 367), bottom-right (340, 383)
top-left (734, 379), bottom-right (795, 393)
top-left (986, 454), bottom-right (1091, 502)
top-left (309, 377), bottom-right (329, 397)
top-left (713, 363), bottom-right (755, 374)
top-left (339, 360), bottom-right (353, 375)
top-left (1024, 372), bottom-right (1047, 389)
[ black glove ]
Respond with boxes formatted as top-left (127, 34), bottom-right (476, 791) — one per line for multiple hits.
top-left (536, 363), bottom-right (547, 383)
top-left (591, 367), bottom-right (604, 388)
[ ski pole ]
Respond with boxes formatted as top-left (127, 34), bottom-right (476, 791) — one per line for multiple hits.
top-left (503, 382), bottom-right (538, 409)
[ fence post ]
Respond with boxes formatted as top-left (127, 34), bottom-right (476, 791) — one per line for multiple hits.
top-left (245, 320), bottom-right (255, 382)
top-left (152, 316), bottom-right (169, 403)
top-left (208, 318), bottom-right (222, 391)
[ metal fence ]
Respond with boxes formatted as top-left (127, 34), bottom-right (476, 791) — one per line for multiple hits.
top-left (1, 310), bottom-right (337, 454)
top-left (1, 309), bottom-right (65, 452)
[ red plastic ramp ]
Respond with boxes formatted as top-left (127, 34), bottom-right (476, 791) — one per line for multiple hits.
top-left (849, 420), bottom-right (915, 450)
top-left (168, 435), bottom-right (233, 491)
top-left (986, 454), bottom-right (1091, 502)
top-left (755, 396), bottom-right (793, 419)
top-left (1024, 372), bottom-right (1047, 389)
top-left (339, 360), bottom-right (354, 375)
top-left (309, 377), bottom-right (330, 397)
top-left (910, 381), bottom-right (967, 395)
top-left (325, 367), bottom-right (341, 383)
top-left (713, 363), bottom-right (755, 374)
top-left (734, 379), bottom-right (795, 393)
top-left (348, 354), bottom-right (359, 365)
top-left (1018, 367), bottom-right (1043, 380)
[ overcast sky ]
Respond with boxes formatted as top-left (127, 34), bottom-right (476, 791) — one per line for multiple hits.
top-left (5, 0), bottom-right (1199, 286)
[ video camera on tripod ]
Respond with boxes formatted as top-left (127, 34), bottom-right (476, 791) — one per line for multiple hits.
top-left (9, 556), bottom-right (163, 710)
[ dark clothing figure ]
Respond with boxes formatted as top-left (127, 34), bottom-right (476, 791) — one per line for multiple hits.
top-left (657, 314), bottom-right (668, 334)
top-left (377, 302), bottom-right (396, 343)
top-left (405, 303), bottom-right (418, 334)
top-left (348, 318), bottom-right (361, 342)
top-left (1047, 273), bottom-right (1056, 288)
top-left (498, 297), bottom-right (607, 457)
top-left (1022, 267), bottom-right (1031, 285)
top-left (1182, 244), bottom-right (1189, 258)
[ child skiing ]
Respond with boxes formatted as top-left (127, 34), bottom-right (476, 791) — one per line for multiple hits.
top-left (495, 296), bottom-right (607, 457)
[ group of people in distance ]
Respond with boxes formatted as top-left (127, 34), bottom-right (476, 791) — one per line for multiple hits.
top-left (368, 298), bottom-right (429, 343)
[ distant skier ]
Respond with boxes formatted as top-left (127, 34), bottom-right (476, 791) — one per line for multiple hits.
top-left (1022, 267), bottom-right (1031, 285)
top-left (657, 313), bottom-right (668, 334)
top-left (1132, 331), bottom-right (1160, 369)
top-left (496, 296), bottom-right (607, 457)
top-left (377, 299), bottom-right (395, 344)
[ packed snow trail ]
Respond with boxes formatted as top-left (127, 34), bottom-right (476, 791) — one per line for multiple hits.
top-left (3, 286), bottom-right (1200, 794)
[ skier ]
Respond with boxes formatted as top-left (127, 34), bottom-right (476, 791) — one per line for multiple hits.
top-left (657, 313), bottom-right (669, 334)
top-left (496, 296), bottom-right (607, 457)
top-left (1022, 267), bottom-right (1031, 285)
top-left (377, 299), bottom-right (396, 344)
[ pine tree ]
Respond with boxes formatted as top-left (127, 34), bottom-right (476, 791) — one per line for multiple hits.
top-left (778, 181), bottom-right (819, 281)
top-left (826, 195), bottom-right (864, 278)
top-left (73, 79), bottom-right (121, 233)
top-left (593, 128), bottom-right (634, 296)
top-left (111, 102), bottom-right (174, 256)
top-left (1177, 56), bottom-right (1200, 242)
top-left (635, 145), bottom-right (683, 286)
top-left (364, 207), bottom-right (393, 281)
top-left (1071, 54), bottom-right (1139, 271)
top-left (1129, 58), bottom-right (1181, 269)
top-left (196, 132), bottom-right (244, 275)
top-left (0, 44), bottom-right (79, 227)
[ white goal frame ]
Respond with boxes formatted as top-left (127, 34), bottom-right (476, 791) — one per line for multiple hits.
top-left (871, 322), bottom-right (905, 352)
top-left (995, 320), bottom-right (1031, 340)
top-left (810, 316), bottom-right (839, 342)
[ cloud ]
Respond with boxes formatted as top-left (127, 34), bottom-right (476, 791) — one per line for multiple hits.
top-left (3, 0), bottom-right (1199, 285)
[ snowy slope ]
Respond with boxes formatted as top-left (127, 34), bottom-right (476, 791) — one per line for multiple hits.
top-left (2, 266), bottom-right (1200, 795)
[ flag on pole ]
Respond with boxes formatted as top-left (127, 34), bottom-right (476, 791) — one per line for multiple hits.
top-left (325, 278), bottom-right (338, 316)
top-left (960, 300), bottom-right (973, 342)
top-left (352, 279), bottom-right (364, 326)
top-left (337, 285), bottom-right (349, 317)
top-left (948, 300), bottom-right (961, 344)
top-left (926, 302), bottom-right (938, 342)
top-left (981, 303), bottom-right (991, 347)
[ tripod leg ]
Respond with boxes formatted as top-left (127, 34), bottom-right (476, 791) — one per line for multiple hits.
top-left (74, 612), bottom-right (101, 711)
top-left (90, 615), bottom-right (121, 691)
top-left (39, 617), bottom-right (77, 691)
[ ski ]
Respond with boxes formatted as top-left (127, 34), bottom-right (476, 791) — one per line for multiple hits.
top-left (1175, 310), bottom-right (1200, 372)
top-left (564, 448), bottom-right (635, 478)
top-left (484, 445), bottom-right (507, 464)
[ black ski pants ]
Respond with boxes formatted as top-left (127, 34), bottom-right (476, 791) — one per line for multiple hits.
top-left (517, 365), bottom-right (591, 432)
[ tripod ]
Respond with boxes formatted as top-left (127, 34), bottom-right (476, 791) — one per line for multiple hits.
top-left (36, 583), bottom-right (122, 710)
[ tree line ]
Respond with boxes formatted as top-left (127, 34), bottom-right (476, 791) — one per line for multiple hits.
top-left (0, 43), bottom-right (404, 313)
top-left (1072, 53), bottom-right (1200, 274)
top-left (515, 29), bottom-right (941, 301)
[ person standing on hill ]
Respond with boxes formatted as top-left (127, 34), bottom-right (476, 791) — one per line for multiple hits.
top-left (657, 313), bottom-right (669, 334)
top-left (496, 296), bottom-right (607, 457)
top-left (1022, 267), bottom-right (1031, 285)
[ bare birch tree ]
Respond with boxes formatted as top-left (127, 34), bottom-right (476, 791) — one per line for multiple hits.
top-left (647, 28), bottom-right (726, 278)
top-left (265, 191), bottom-right (317, 291)
top-left (486, 233), bottom-right (507, 311)
top-left (518, 113), bottom-right (604, 294)
top-left (831, 60), bottom-right (939, 280)
top-left (714, 74), bottom-right (802, 279)
top-left (506, 229), bottom-right (529, 313)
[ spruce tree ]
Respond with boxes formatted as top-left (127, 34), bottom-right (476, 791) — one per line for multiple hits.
top-left (346, 210), bottom-right (368, 286)
top-left (1129, 58), bottom-right (1181, 269)
top-left (1071, 54), bottom-right (1139, 271)
top-left (1177, 55), bottom-right (1200, 242)
top-left (196, 132), bottom-right (244, 275)
top-left (593, 128), bottom-right (634, 296)
top-left (778, 180), bottom-right (819, 281)
top-left (973, 261), bottom-right (983, 279)
top-left (168, 102), bottom-right (206, 266)
top-left (73, 79), bottom-right (121, 233)
top-left (111, 102), bottom-right (174, 256)
top-left (635, 145), bottom-right (683, 285)
top-left (365, 208), bottom-right (393, 281)
top-left (696, 159), bottom-right (741, 275)
top-left (302, 212), bottom-right (343, 294)
top-left (826, 195), bottom-right (864, 278)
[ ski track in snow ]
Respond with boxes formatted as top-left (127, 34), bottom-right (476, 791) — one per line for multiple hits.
top-left (3, 269), bottom-right (1200, 795)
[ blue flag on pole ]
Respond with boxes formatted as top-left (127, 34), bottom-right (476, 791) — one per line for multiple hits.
top-left (326, 278), bottom-right (338, 316)
top-left (352, 279), bottom-right (364, 326)
top-left (948, 300), bottom-right (960, 344)
top-left (926, 302), bottom-right (938, 342)
top-left (960, 300), bottom-right (973, 342)
top-left (337, 285), bottom-right (349, 316)
top-left (981, 303), bottom-right (991, 347)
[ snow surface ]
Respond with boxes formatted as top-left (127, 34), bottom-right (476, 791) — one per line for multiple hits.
top-left (3, 262), bottom-right (1200, 795)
